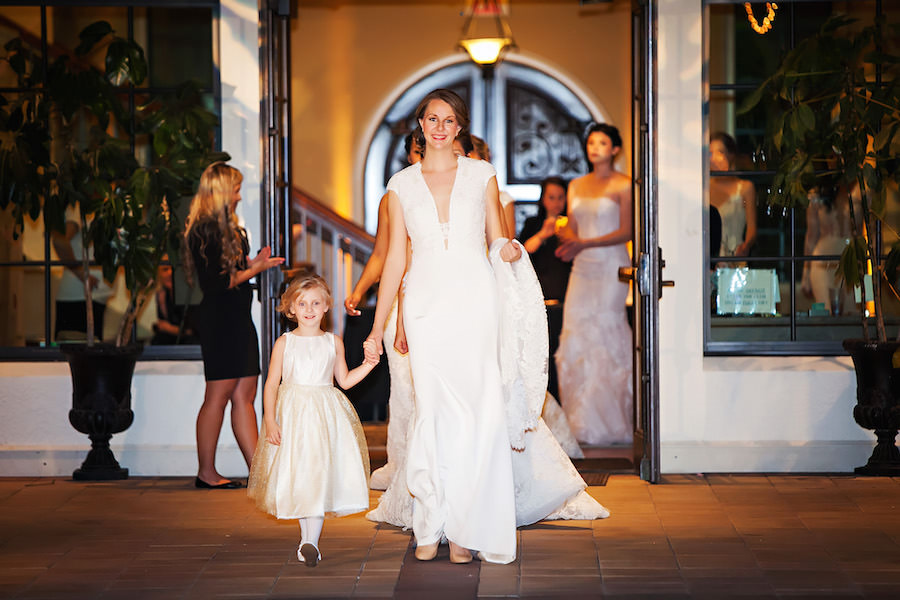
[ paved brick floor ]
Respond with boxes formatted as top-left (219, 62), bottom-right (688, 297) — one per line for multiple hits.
top-left (2, 474), bottom-right (900, 599)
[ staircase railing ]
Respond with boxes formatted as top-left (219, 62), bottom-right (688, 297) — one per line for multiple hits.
top-left (290, 187), bottom-right (374, 336)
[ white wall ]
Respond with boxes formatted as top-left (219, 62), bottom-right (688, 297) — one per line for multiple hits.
top-left (656, 0), bottom-right (872, 473)
top-left (0, 0), bottom-right (262, 478)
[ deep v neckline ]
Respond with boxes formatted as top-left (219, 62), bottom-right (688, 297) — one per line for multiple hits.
top-left (418, 156), bottom-right (461, 227)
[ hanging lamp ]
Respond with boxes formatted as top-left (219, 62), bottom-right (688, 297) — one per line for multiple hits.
top-left (458, 0), bottom-right (516, 66)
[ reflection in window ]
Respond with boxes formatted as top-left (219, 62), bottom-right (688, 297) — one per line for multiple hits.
top-left (0, 3), bottom-right (218, 356)
top-left (705, 0), bottom-right (900, 353)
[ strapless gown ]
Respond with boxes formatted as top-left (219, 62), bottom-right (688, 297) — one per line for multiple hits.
top-left (556, 195), bottom-right (634, 445)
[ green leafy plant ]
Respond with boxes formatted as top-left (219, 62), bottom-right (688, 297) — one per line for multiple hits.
top-left (741, 15), bottom-right (900, 342)
top-left (0, 21), bottom-right (227, 347)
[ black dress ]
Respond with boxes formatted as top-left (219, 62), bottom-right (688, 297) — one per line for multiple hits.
top-left (189, 220), bottom-right (260, 381)
top-left (517, 216), bottom-right (572, 302)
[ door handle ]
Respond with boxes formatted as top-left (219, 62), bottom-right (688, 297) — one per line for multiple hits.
top-left (623, 251), bottom-right (675, 298)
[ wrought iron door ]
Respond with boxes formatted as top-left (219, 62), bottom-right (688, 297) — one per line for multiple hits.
top-left (259, 0), bottom-right (292, 380)
top-left (627, 0), bottom-right (667, 483)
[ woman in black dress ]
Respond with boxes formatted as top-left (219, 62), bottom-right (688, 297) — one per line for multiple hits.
top-left (184, 162), bottom-right (284, 488)
top-left (518, 177), bottom-right (571, 399)
top-left (518, 176), bottom-right (572, 301)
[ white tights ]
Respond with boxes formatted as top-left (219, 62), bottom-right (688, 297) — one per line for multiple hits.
top-left (299, 517), bottom-right (324, 547)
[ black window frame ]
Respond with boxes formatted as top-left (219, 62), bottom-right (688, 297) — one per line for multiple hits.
top-left (703, 0), bottom-right (895, 357)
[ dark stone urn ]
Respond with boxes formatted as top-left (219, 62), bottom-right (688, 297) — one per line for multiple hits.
top-left (61, 344), bottom-right (142, 480)
top-left (843, 339), bottom-right (900, 475)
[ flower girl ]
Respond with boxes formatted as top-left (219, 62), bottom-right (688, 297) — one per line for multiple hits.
top-left (248, 273), bottom-right (379, 566)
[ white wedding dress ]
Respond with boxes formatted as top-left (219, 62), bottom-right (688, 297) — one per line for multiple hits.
top-left (556, 195), bottom-right (634, 445)
top-left (366, 158), bottom-right (608, 564)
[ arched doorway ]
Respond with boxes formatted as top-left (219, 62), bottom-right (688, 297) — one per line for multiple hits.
top-left (363, 58), bottom-right (608, 233)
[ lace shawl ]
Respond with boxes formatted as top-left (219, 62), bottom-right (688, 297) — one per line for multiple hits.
top-left (489, 238), bottom-right (549, 450)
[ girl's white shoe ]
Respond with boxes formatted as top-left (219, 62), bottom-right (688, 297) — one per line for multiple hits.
top-left (298, 542), bottom-right (321, 567)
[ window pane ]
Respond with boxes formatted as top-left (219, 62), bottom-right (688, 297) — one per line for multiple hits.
top-left (143, 7), bottom-right (214, 89)
top-left (708, 90), bottom-right (770, 167)
top-left (47, 7), bottom-right (128, 65)
top-left (0, 7), bottom-right (42, 88)
top-left (0, 265), bottom-right (47, 347)
top-left (506, 82), bottom-right (589, 184)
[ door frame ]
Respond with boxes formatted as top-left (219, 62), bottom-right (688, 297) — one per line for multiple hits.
top-left (631, 0), bottom-right (662, 483)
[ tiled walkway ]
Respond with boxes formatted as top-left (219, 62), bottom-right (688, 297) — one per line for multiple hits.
top-left (2, 474), bottom-right (900, 599)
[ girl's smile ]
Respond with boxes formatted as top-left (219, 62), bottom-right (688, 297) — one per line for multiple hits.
top-left (292, 288), bottom-right (329, 330)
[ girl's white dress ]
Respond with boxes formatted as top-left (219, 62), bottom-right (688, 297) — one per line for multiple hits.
top-left (247, 332), bottom-right (370, 519)
top-left (366, 157), bottom-right (608, 565)
top-left (556, 195), bottom-right (634, 446)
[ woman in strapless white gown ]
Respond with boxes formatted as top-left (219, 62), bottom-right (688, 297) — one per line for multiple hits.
top-left (366, 90), bottom-right (607, 566)
top-left (801, 185), bottom-right (858, 313)
top-left (709, 132), bottom-right (757, 258)
top-left (555, 123), bottom-right (634, 446)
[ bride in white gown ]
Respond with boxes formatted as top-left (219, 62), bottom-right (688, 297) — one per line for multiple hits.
top-left (555, 123), bottom-right (634, 446)
top-left (366, 90), bottom-right (608, 566)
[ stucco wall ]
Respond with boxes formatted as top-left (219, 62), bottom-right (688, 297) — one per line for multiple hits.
top-left (656, 0), bottom-right (870, 473)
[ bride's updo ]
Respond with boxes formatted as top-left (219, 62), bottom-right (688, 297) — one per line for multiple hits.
top-left (413, 88), bottom-right (470, 149)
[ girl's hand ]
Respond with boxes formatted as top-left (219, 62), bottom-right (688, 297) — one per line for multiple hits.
top-left (500, 240), bottom-right (522, 263)
top-left (265, 420), bottom-right (282, 446)
top-left (363, 339), bottom-right (380, 365)
top-left (344, 291), bottom-right (363, 316)
top-left (555, 238), bottom-right (584, 262)
top-left (250, 246), bottom-right (285, 273)
top-left (366, 329), bottom-right (384, 356)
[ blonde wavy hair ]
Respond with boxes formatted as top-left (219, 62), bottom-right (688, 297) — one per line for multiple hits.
top-left (278, 273), bottom-right (332, 324)
top-left (183, 162), bottom-right (244, 282)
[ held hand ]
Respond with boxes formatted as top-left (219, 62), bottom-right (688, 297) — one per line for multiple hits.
top-left (366, 329), bottom-right (384, 356)
top-left (499, 240), bottom-right (522, 263)
top-left (344, 292), bottom-right (363, 316)
top-left (362, 339), bottom-right (380, 365)
top-left (265, 420), bottom-right (282, 446)
top-left (555, 238), bottom-right (584, 262)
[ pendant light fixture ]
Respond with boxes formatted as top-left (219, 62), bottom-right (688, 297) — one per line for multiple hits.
top-left (458, 0), bottom-right (516, 66)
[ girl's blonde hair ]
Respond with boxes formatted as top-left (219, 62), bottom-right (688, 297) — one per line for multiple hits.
top-left (183, 162), bottom-right (245, 281)
top-left (278, 273), bottom-right (332, 323)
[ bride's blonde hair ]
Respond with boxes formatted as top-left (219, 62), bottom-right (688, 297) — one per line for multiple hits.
top-left (183, 162), bottom-right (244, 281)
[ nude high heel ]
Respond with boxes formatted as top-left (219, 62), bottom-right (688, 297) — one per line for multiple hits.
top-left (449, 541), bottom-right (472, 564)
top-left (414, 541), bottom-right (438, 561)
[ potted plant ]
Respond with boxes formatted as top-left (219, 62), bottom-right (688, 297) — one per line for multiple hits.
top-left (741, 15), bottom-right (900, 474)
top-left (0, 21), bottom-right (226, 479)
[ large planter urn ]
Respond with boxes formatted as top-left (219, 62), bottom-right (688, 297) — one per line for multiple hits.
top-left (843, 339), bottom-right (900, 476)
top-left (61, 344), bottom-right (142, 480)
